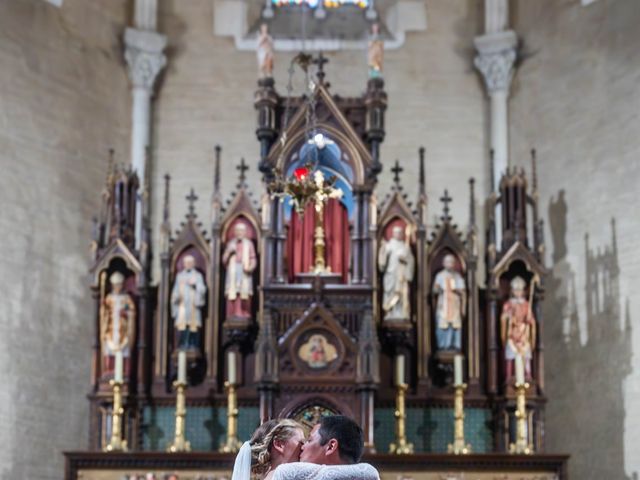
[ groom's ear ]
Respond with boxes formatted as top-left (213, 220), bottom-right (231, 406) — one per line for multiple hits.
top-left (324, 438), bottom-right (339, 456)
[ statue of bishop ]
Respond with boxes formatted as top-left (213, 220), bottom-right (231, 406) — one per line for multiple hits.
top-left (101, 271), bottom-right (135, 375)
top-left (501, 276), bottom-right (536, 381)
top-left (171, 255), bottom-right (207, 351)
top-left (378, 226), bottom-right (415, 322)
top-left (433, 254), bottom-right (466, 351)
top-left (368, 23), bottom-right (384, 78)
top-left (223, 223), bottom-right (257, 320)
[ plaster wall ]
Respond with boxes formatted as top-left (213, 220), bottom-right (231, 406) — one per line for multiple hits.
top-left (0, 1), bottom-right (130, 477)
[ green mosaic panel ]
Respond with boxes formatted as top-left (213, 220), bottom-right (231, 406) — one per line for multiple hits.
top-left (142, 406), bottom-right (260, 451)
top-left (374, 407), bottom-right (492, 453)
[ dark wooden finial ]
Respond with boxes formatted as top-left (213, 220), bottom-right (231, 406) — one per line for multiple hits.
top-left (214, 145), bottom-right (222, 193)
top-left (440, 189), bottom-right (452, 222)
top-left (418, 147), bottom-right (425, 193)
top-left (469, 177), bottom-right (476, 226)
top-left (186, 188), bottom-right (198, 221)
top-left (530, 148), bottom-right (538, 191)
top-left (163, 174), bottom-right (171, 223)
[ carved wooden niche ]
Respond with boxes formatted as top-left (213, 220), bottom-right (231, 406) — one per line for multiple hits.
top-left (167, 212), bottom-right (211, 387)
top-left (91, 241), bottom-right (142, 392)
top-left (491, 244), bottom-right (545, 395)
top-left (377, 190), bottom-right (418, 330)
top-left (219, 190), bottom-right (261, 333)
top-left (427, 221), bottom-right (469, 388)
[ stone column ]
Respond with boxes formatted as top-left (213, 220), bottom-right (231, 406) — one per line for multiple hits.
top-left (474, 0), bottom-right (517, 244)
top-left (124, 24), bottom-right (166, 248)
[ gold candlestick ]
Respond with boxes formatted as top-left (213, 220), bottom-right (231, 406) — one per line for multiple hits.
top-left (167, 379), bottom-right (191, 452)
top-left (312, 199), bottom-right (330, 274)
top-left (104, 379), bottom-right (128, 451)
top-left (220, 381), bottom-right (242, 453)
top-left (448, 383), bottom-right (471, 454)
top-left (389, 383), bottom-right (414, 454)
top-left (509, 381), bottom-right (533, 455)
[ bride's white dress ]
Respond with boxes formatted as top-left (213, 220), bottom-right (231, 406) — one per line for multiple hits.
top-left (273, 462), bottom-right (380, 480)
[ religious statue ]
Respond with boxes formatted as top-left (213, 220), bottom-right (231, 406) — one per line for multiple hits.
top-left (433, 254), bottom-right (466, 351)
top-left (171, 255), bottom-right (207, 351)
top-left (257, 23), bottom-right (274, 78)
top-left (368, 23), bottom-right (383, 78)
top-left (222, 223), bottom-right (257, 320)
top-left (101, 271), bottom-right (135, 374)
top-left (378, 225), bottom-right (415, 321)
top-left (501, 276), bottom-right (537, 381)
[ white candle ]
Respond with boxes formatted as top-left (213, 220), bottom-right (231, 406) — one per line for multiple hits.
top-left (114, 350), bottom-right (124, 383)
top-left (454, 354), bottom-right (464, 387)
top-left (227, 350), bottom-right (238, 385)
top-left (515, 354), bottom-right (525, 385)
top-left (395, 354), bottom-right (405, 387)
top-left (177, 350), bottom-right (187, 384)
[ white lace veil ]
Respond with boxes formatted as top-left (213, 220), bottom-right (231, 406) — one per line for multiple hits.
top-left (231, 441), bottom-right (253, 480)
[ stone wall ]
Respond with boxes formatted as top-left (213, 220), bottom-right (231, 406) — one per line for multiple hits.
top-left (0, 0), bottom-right (130, 478)
top-left (510, 0), bottom-right (640, 477)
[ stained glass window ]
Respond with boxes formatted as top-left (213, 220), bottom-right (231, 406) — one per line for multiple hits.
top-left (272, 0), bottom-right (369, 8)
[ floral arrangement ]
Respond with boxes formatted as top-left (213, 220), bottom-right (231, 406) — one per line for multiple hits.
top-left (268, 164), bottom-right (343, 216)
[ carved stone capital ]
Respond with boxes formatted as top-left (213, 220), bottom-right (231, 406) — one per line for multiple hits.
top-left (474, 30), bottom-right (518, 94)
top-left (124, 27), bottom-right (167, 91)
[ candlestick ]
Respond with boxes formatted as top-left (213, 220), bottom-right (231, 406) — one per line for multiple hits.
top-left (312, 197), bottom-right (330, 274)
top-left (177, 350), bottom-right (187, 385)
top-left (453, 354), bottom-right (463, 387)
top-left (509, 380), bottom-right (533, 454)
top-left (227, 350), bottom-right (237, 385)
top-left (104, 377), bottom-right (127, 451)
top-left (447, 383), bottom-right (471, 454)
top-left (389, 383), bottom-right (413, 454)
top-left (515, 353), bottom-right (525, 385)
top-left (220, 381), bottom-right (242, 453)
top-left (394, 354), bottom-right (405, 387)
top-left (114, 350), bottom-right (124, 383)
top-left (167, 376), bottom-right (191, 452)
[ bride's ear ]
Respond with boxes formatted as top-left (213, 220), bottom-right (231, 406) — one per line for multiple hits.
top-left (272, 438), bottom-right (286, 454)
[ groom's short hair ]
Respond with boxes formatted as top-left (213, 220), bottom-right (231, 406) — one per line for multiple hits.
top-left (318, 415), bottom-right (364, 464)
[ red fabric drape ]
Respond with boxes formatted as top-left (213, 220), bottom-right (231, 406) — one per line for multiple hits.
top-left (287, 199), bottom-right (350, 283)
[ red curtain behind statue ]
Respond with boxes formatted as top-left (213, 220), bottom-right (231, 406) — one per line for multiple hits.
top-left (287, 199), bottom-right (350, 283)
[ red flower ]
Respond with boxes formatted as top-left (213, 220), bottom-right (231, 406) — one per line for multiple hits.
top-left (294, 167), bottom-right (309, 181)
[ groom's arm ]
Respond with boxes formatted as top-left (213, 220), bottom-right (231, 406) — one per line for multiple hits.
top-left (273, 462), bottom-right (321, 480)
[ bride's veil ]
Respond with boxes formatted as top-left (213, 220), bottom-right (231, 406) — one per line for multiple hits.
top-left (231, 441), bottom-right (252, 480)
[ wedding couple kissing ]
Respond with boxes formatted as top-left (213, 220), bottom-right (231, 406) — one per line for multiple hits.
top-left (232, 415), bottom-right (380, 480)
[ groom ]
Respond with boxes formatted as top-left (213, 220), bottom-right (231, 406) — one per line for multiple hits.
top-left (273, 415), bottom-right (379, 480)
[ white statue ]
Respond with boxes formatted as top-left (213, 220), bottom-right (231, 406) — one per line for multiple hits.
top-left (171, 255), bottom-right (207, 351)
top-left (257, 23), bottom-right (274, 78)
top-left (367, 23), bottom-right (383, 78)
top-left (378, 226), bottom-right (415, 321)
top-left (433, 254), bottom-right (466, 351)
top-left (222, 223), bottom-right (257, 319)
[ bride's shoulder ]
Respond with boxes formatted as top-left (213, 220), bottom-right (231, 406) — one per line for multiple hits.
top-left (323, 463), bottom-right (380, 480)
top-left (272, 462), bottom-right (322, 480)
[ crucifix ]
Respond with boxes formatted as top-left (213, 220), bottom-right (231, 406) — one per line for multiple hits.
top-left (391, 160), bottom-right (404, 188)
top-left (186, 188), bottom-right (198, 220)
top-left (440, 189), bottom-right (452, 222)
top-left (236, 158), bottom-right (249, 186)
top-left (312, 52), bottom-right (329, 83)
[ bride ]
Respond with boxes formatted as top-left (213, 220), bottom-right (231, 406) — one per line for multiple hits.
top-left (232, 419), bottom-right (306, 480)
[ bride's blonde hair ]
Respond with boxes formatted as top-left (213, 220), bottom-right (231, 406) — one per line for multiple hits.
top-left (249, 419), bottom-right (304, 475)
